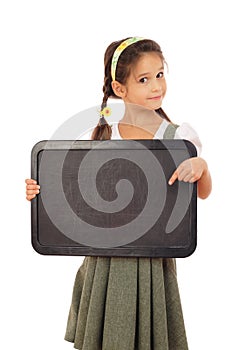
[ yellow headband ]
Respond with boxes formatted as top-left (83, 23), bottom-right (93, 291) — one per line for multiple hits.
top-left (111, 37), bottom-right (144, 81)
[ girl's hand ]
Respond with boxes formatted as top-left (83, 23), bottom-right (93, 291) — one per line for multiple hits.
top-left (25, 179), bottom-right (40, 201)
top-left (168, 157), bottom-right (212, 199)
top-left (168, 157), bottom-right (206, 185)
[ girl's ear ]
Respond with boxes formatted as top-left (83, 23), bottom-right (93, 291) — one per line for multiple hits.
top-left (111, 81), bottom-right (127, 98)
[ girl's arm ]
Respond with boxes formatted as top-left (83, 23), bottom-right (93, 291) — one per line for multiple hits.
top-left (195, 158), bottom-right (212, 199)
top-left (25, 179), bottom-right (40, 201)
top-left (168, 157), bottom-right (212, 199)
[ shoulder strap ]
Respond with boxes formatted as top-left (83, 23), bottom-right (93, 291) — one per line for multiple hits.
top-left (163, 123), bottom-right (179, 139)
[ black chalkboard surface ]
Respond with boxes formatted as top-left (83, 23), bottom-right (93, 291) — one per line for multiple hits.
top-left (31, 139), bottom-right (197, 257)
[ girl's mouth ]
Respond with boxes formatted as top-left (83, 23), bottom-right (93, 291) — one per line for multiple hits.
top-left (148, 95), bottom-right (162, 100)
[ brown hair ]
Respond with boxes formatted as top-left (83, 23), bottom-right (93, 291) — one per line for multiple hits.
top-left (91, 38), bottom-right (171, 140)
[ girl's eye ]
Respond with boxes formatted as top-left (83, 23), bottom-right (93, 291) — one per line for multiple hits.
top-left (157, 71), bottom-right (164, 79)
top-left (139, 77), bottom-right (148, 83)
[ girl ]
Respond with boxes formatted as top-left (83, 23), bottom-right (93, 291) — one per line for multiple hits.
top-left (25, 37), bottom-right (212, 349)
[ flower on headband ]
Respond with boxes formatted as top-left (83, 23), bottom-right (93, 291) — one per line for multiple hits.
top-left (101, 107), bottom-right (112, 117)
top-left (117, 42), bottom-right (128, 52)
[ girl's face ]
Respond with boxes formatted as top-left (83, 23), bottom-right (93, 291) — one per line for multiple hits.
top-left (122, 52), bottom-right (167, 110)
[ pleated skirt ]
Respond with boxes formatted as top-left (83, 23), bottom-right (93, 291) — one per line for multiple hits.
top-left (64, 256), bottom-right (188, 350)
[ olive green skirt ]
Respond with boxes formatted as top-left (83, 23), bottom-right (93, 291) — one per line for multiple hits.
top-left (64, 256), bottom-right (188, 350)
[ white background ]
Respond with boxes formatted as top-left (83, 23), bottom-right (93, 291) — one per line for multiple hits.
top-left (1, 0), bottom-right (232, 349)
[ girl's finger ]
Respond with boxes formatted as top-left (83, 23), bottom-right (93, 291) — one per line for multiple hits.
top-left (26, 184), bottom-right (40, 190)
top-left (185, 173), bottom-right (201, 183)
top-left (26, 194), bottom-right (36, 201)
top-left (26, 189), bottom-right (40, 195)
top-left (25, 178), bottom-right (37, 185)
top-left (178, 168), bottom-right (193, 182)
top-left (168, 170), bottom-right (178, 185)
top-left (182, 174), bottom-right (194, 183)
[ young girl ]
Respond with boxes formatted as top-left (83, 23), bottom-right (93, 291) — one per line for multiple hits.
top-left (25, 37), bottom-right (212, 350)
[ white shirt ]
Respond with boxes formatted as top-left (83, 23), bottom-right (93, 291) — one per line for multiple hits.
top-left (78, 120), bottom-right (202, 156)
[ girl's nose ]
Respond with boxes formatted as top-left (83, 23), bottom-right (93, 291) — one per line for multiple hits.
top-left (151, 78), bottom-right (162, 92)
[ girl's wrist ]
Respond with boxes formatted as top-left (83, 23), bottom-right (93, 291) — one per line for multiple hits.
top-left (197, 157), bottom-right (209, 181)
top-left (201, 158), bottom-right (208, 177)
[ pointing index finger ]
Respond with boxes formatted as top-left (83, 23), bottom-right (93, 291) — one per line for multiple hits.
top-left (168, 170), bottom-right (178, 185)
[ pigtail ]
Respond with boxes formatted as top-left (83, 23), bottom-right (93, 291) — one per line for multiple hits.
top-left (156, 107), bottom-right (172, 122)
top-left (91, 93), bottom-right (112, 140)
top-left (91, 70), bottom-right (114, 140)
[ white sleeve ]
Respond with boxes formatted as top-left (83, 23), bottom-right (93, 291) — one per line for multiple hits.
top-left (175, 122), bottom-right (202, 156)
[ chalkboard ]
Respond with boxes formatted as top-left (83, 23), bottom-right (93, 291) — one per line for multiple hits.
top-left (31, 139), bottom-right (197, 257)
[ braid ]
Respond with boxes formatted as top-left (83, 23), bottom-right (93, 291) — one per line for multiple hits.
top-left (156, 107), bottom-right (171, 122)
top-left (91, 89), bottom-right (112, 140)
top-left (91, 43), bottom-right (120, 141)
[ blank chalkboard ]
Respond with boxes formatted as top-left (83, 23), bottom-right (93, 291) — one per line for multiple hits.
top-left (31, 139), bottom-right (197, 257)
